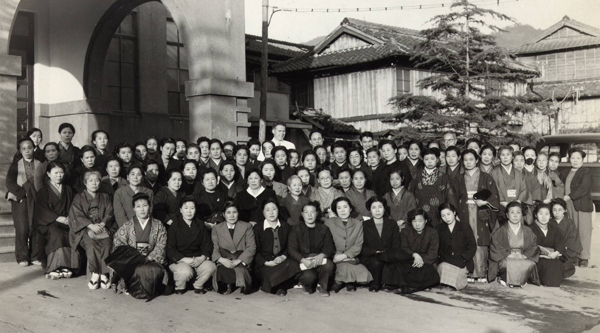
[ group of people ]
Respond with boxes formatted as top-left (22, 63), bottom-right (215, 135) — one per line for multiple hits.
top-left (5, 121), bottom-right (593, 299)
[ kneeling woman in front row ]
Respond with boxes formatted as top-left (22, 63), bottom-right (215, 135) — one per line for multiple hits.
top-left (325, 197), bottom-right (373, 293)
top-left (253, 199), bottom-right (301, 296)
top-left (211, 201), bottom-right (256, 295)
top-left (488, 201), bottom-right (539, 287)
top-left (167, 196), bottom-right (216, 294)
top-left (381, 208), bottom-right (440, 294)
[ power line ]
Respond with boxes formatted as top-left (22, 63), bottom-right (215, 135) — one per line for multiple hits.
top-left (274, 0), bottom-right (524, 13)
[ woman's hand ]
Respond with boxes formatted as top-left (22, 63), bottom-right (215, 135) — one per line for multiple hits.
top-left (275, 255), bottom-right (286, 264)
top-left (301, 258), bottom-right (314, 269)
top-left (396, 220), bottom-right (406, 229)
top-left (265, 260), bottom-right (277, 267)
top-left (563, 196), bottom-right (571, 202)
top-left (500, 201), bottom-right (508, 207)
top-left (543, 199), bottom-right (552, 204)
top-left (166, 220), bottom-right (173, 226)
top-left (231, 259), bottom-right (242, 267)
top-left (180, 257), bottom-right (195, 266)
top-left (313, 254), bottom-right (325, 266)
top-left (333, 253), bottom-right (347, 263)
top-left (548, 251), bottom-right (561, 260)
top-left (56, 216), bottom-right (68, 224)
top-left (475, 200), bottom-right (488, 207)
top-left (412, 253), bottom-right (424, 268)
top-left (193, 256), bottom-right (206, 267)
top-left (87, 223), bottom-right (103, 234)
top-left (218, 257), bottom-right (234, 268)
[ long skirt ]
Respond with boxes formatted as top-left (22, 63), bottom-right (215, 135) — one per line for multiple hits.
top-left (46, 247), bottom-right (71, 273)
top-left (213, 265), bottom-right (252, 291)
top-left (537, 258), bottom-right (564, 287)
top-left (382, 262), bottom-right (440, 289)
top-left (257, 258), bottom-right (301, 292)
top-left (80, 233), bottom-right (112, 275)
top-left (335, 262), bottom-right (373, 284)
top-left (499, 257), bottom-right (537, 286)
top-left (43, 223), bottom-right (72, 273)
top-left (471, 246), bottom-right (489, 278)
top-left (567, 201), bottom-right (593, 260)
top-left (438, 262), bottom-right (468, 290)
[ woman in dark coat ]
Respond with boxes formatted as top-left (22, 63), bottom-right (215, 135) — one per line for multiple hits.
top-left (381, 208), bottom-right (440, 294)
top-left (99, 156), bottom-right (128, 197)
top-left (288, 201), bottom-right (336, 296)
top-left (153, 169), bottom-right (185, 228)
top-left (180, 159), bottom-right (204, 196)
top-left (68, 170), bottom-right (116, 289)
top-left (454, 149), bottom-right (499, 283)
top-left (550, 198), bottom-right (581, 278)
top-left (194, 169), bottom-right (228, 228)
top-left (69, 145), bottom-right (103, 193)
top-left (530, 204), bottom-right (565, 287)
top-left (360, 196), bottom-right (403, 292)
top-left (56, 123), bottom-right (80, 171)
top-left (253, 199), bottom-right (301, 295)
top-left (235, 169), bottom-right (278, 224)
top-left (559, 147), bottom-right (594, 268)
top-left (217, 160), bottom-right (244, 200)
top-left (35, 161), bottom-right (75, 279)
top-left (436, 203), bottom-right (477, 290)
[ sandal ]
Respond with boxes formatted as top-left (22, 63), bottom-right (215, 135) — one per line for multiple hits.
top-left (60, 269), bottom-right (72, 279)
top-left (100, 275), bottom-right (111, 290)
top-left (46, 270), bottom-right (62, 280)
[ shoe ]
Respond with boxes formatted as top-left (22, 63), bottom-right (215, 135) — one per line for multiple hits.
top-left (316, 285), bottom-right (330, 297)
top-left (369, 286), bottom-right (379, 293)
top-left (223, 284), bottom-right (234, 295)
top-left (100, 275), bottom-right (111, 290)
top-left (579, 259), bottom-right (589, 268)
top-left (477, 278), bottom-right (488, 284)
top-left (276, 288), bottom-right (287, 296)
top-left (60, 269), bottom-right (72, 279)
top-left (467, 277), bottom-right (475, 283)
top-left (174, 289), bottom-right (187, 295)
top-left (18, 261), bottom-right (29, 267)
top-left (302, 285), bottom-right (314, 295)
top-left (497, 278), bottom-right (507, 287)
top-left (46, 271), bottom-right (62, 280)
top-left (31, 260), bottom-right (42, 266)
top-left (88, 274), bottom-right (100, 290)
top-left (194, 288), bottom-right (207, 295)
top-left (346, 284), bottom-right (357, 292)
top-left (331, 282), bottom-right (344, 294)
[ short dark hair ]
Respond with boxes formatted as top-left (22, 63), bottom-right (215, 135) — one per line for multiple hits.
top-left (181, 159), bottom-right (199, 171)
top-left (127, 164), bottom-right (145, 177)
top-left (521, 146), bottom-right (537, 156)
top-left (179, 195), bottom-right (198, 209)
top-left (176, 138), bottom-right (188, 146)
top-left (115, 142), bottom-right (134, 154)
top-left (26, 127), bottom-right (42, 139)
top-left (438, 202), bottom-right (457, 218)
top-left (388, 168), bottom-right (407, 186)
top-left (43, 142), bottom-right (60, 154)
top-left (17, 137), bottom-right (34, 150)
top-left (131, 193), bottom-right (150, 207)
top-left (271, 146), bottom-right (288, 158)
top-left (498, 146), bottom-right (514, 156)
top-left (379, 139), bottom-right (397, 150)
top-left (234, 145), bottom-right (249, 156)
top-left (159, 137), bottom-right (176, 148)
top-left (331, 141), bottom-right (347, 152)
top-left (309, 129), bottom-right (323, 140)
top-left (165, 168), bottom-right (183, 182)
top-left (247, 139), bottom-right (261, 149)
top-left (79, 145), bottom-right (97, 158)
top-left (223, 200), bottom-right (238, 213)
top-left (331, 196), bottom-right (354, 215)
top-left (219, 160), bottom-right (238, 179)
top-left (360, 132), bottom-right (374, 140)
top-left (299, 201), bottom-right (322, 224)
top-left (261, 197), bottom-right (279, 212)
top-left (196, 136), bottom-right (210, 146)
top-left (245, 168), bottom-right (263, 180)
top-left (551, 198), bottom-right (567, 210)
top-left (568, 147), bottom-right (586, 159)
top-left (223, 141), bottom-right (236, 149)
top-left (481, 144), bottom-right (497, 158)
top-left (461, 149), bottom-right (479, 161)
top-left (200, 168), bottom-right (219, 181)
top-left (58, 122), bottom-right (75, 134)
top-left (465, 138), bottom-right (482, 149)
top-left (302, 150), bottom-right (318, 163)
top-left (259, 158), bottom-right (277, 171)
top-left (143, 158), bottom-right (159, 171)
top-left (505, 201), bottom-right (525, 217)
top-left (407, 141), bottom-right (423, 156)
top-left (445, 146), bottom-right (461, 156)
top-left (366, 147), bottom-right (380, 157)
top-left (105, 156), bottom-right (122, 170)
top-left (548, 152), bottom-right (561, 160)
top-left (46, 161), bottom-right (66, 174)
top-left (209, 139), bottom-right (223, 150)
top-left (533, 203), bottom-right (553, 219)
top-left (365, 195), bottom-right (389, 214)
top-left (422, 147), bottom-right (440, 159)
top-left (407, 208), bottom-right (428, 224)
top-left (273, 121), bottom-right (286, 129)
top-left (91, 130), bottom-right (109, 142)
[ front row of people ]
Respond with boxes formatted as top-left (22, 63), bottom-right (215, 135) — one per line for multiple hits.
top-left (32, 165), bottom-right (574, 300)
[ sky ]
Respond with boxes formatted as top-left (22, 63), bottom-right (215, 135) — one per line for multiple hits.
top-left (244, 0), bottom-right (600, 44)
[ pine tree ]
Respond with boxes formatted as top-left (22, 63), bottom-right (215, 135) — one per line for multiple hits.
top-left (388, 0), bottom-right (551, 146)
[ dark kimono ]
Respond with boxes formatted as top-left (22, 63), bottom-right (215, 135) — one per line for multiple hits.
top-left (235, 187), bottom-right (278, 223)
top-left (381, 226), bottom-right (440, 290)
top-left (360, 219), bottom-right (404, 290)
top-left (288, 223), bottom-right (336, 291)
top-left (409, 168), bottom-right (455, 227)
top-left (180, 178), bottom-right (203, 196)
top-left (551, 217), bottom-right (581, 278)
top-left (153, 187), bottom-right (185, 227)
top-left (194, 188), bottom-right (228, 224)
top-left (68, 191), bottom-right (115, 275)
top-left (530, 222), bottom-right (565, 287)
top-left (369, 163), bottom-right (388, 197)
top-left (253, 220), bottom-right (301, 293)
top-left (34, 184), bottom-right (75, 273)
top-left (280, 194), bottom-right (310, 226)
top-left (57, 142), bottom-right (80, 171)
top-left (143, 178), bottom-right (163, 195)
top-left (344, 187), bottom-right (376, 218)
top-left (445, 164), bottom-right (464, 183)
top-left (383, 188), bottom-right (416, 222)
top-left (157, 158), bottom-right (182, 185)
top-left (275, 164), bottom-right (295, 184)
top-left (436, 221), bottom-right (477, 290)
top-left (99, 176), bottom-right (128, 198)
top-left (488, 223), bottom-right (539, 286)
top-left (403, 158), bottom-right (424, 183)
top-left (217, 180), bottom-right (244, 200)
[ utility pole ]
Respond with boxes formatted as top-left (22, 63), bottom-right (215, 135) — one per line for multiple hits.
top-left (259, 0), bottom-right (269, 143)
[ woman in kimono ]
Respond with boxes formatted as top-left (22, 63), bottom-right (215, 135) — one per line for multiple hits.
top-left (479, 145), bottom-right (496, 174)
top-left (217, 160), bottom-right (244, 200)
top-left (444, 146), bottom-right (463, 183)
top-left (381, 208), bottom-right (440, 294)
top-left (408, 148), bottom-right (455, 227)
top-left (490, 146), bottom-right (530, 219)
top-left (488, 202), bottom-right (539, 287)
top-left (300, 150), bottom-right (319, 187)
top-left (325, 197), bottom-right (373, 293)
top-left (382, 168), bottom-right (416, 229)
top-left (112, 193), bottom-right (168, 296)
top-left (194, 169), bottom-right (228, 228)
top-left (530, 203), bottom-right (565, 287)
top-left (99, 156), bottom-right (128, 197)
top-left (69, 145), bottom-right (102, 193)
top-left (535, 152), bottom-right (564, 201)
top-left (310, 168), bottom-right (344, 220)
top-left (360, 196), bottom-right (403, 292)
top-left (35, 161), bottom-right (75, 279)
top-left (56, 123), bottom-right (80, 171)
top-left (296, 167), bottom-right (316, 198)
top-left (153, 169), bottom-right (185, 227)
top-left (211, 201), bottom-right (256, 295)
top-left (6, 138), bottom-right (43, 266)
top-left (272, 146), bottom-right (294, 184)
top-left (235, 169), bottom-right (277, 225)
top-left (559, 147), bottom-right (594, 268)
top-left (454, 149), bottom-right (499, 283)
top-left (34, 142), bottom-right (61, 191)
top-left (12, 127), bottom-right (45, 163)
top-left (347, 146), bottom-right (372, 186)
top-left (436, 203), bottom-right (477, 290)
top-left (279, 176), bottom-right (309, 226)
top-left (260, 159), bottom-right (288, 199)
top-left (179, 159), bottom-right (203, 196)
top-left (253, 199), bottom-right (301, 296)
top-left (68, 170), bottom-right (116, 289)
top-left (344, 170), bottom-right (376, 219)
top-left (550, 198), bottom-right (581, 277)
top-left (113, 165), bottom-right (154, 227)
top-left (404, 141), bottom-right (424, 180)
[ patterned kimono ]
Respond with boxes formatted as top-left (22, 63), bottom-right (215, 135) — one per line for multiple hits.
top-left (382, 187), bottom-right (416, 223)
top-left (309, 186), bottom-right (345, 219)
top-left (409, 168), bottom-right (455, 227)
top-left (488, 223), bottom-right (539, 286)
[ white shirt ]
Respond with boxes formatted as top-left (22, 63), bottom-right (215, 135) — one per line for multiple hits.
top-left (271, 138), bottom-right (296, 150)
top-left (247, 186), bottom-right (265, 198)
top-left (263, 220), bottom-right (281, 230)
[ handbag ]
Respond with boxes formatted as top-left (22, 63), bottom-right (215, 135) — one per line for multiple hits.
top-left (87, 227), bottom-right (110, 240)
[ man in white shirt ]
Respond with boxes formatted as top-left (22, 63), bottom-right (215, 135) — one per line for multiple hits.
top-left (271, 121), bottom-right (295, 150)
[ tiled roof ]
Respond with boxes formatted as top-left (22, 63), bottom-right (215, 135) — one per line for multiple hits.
top-left (529, 78), bottom-right (600, 99)
top-left (272, 18), bottom-right (424, 74)
top-left (513, 16), bottom-right (600, 55)
top-left (245, 34), bottom-right (311, 59)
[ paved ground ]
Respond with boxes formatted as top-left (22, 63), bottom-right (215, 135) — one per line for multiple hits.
top-left (1, 216), bottom-right (599, 333)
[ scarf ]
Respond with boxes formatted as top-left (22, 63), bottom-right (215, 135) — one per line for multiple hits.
top-left (421, 168), bottom-right (439, 186)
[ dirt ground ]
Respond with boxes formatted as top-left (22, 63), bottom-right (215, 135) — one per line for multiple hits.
top-left (1, 215), bottom-right (599, 333)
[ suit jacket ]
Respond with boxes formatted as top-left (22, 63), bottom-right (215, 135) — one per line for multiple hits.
top-left (194, 189), bottom-right (228, 222)
top-left (113, 217), bottom-right (167, 265)
top-left (99, 176), bottom-right (128, 197)
top-left (143, 178), bottom-right (163, 195)
top-left (324, 217), bottom-right (364, 258)
top-left (288, 223), bottom-right (335, 262)
top-left (253, 220), bottom-right (291, 267)
top-left (166, 215), bottom-right (213, 264)
top-left (360, 218), bottom-right (400, 258)
top-left (153, 186), bottom-right (185, 225)
top-left (113, 185), bottom-right (154, 227)
top-left (369, 163), bottom-right (389, 197)
top-left (560, 167), bottom-right (594, 212)
top-left (211, 221), bottom-right (256, 265)
top-left (400, 226), bottom-right (439, 265)
top-left (435, 221), bottom-right (477, 272)
top-left (157, 158), bottom-right (182, 185)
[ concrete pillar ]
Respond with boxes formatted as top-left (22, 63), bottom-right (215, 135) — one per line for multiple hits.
top-left (162, 0), bottom-right (254, 143)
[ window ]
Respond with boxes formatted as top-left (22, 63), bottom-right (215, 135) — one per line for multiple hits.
top-left (531, 47), bottom-right (599, 82)
top-left (396, 68), bottom-right (411, 95)
top-left (166, 19), bottom-right (189, 115)
top-left (106, 13), bottom-right (138, 113)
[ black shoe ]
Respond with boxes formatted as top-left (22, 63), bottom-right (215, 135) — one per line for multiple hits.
top-left (224, 284), bottom-right (234, 295)
top-left (316, 285), bottom-right (330, 297)
top-left (174, 289), bottom-right (187, 295)
top-left (346, 284), bottom-right (357, 292)
top-left (579, 259), bottom-right (589, 268)
top-left (194, 288), bottom-right (207, 295)
top-left (331, 282), bottom-right (344, 294)
top-left (204, 285), bottom-right (214, 292)
top-left (241, 286), bottom-right (251, 295)
top-left (276, 288), bottom-right (287, 296)
top-left (302, 285), bottom-right (314, 295)
top-left (369, 286), bottom-right (379, 292)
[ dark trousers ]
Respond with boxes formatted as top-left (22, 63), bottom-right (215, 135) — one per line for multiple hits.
top-left (362, 256), bottom-right (384, 288)
top-left (298, 260), bottom-right (335, 291)
top-left (12, 199), bottom-right (42, 262)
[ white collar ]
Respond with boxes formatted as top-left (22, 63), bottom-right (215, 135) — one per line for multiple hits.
top-left (509, 222), bottom-right (521, 234)
top-left (227, 223), bottom-right (236, 230)
top-left (502, 164), bottom-right (513, 174)
top-left (392, 187), bottom-right (403, 195)
top-left (555, 218), bottom-right (563, 224)
top-left (138, 217), bottom-right (150, 230)
top-left (264, 220), bottom-right (281, 230)
top-left (425, 168), bottom-right (435, 174)
top-left (247, 186), bottom-right (265, 198)
top-left (222, 180), bottom-right (234, 189)
top-left (449, 164), bottom-right (459, 171)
